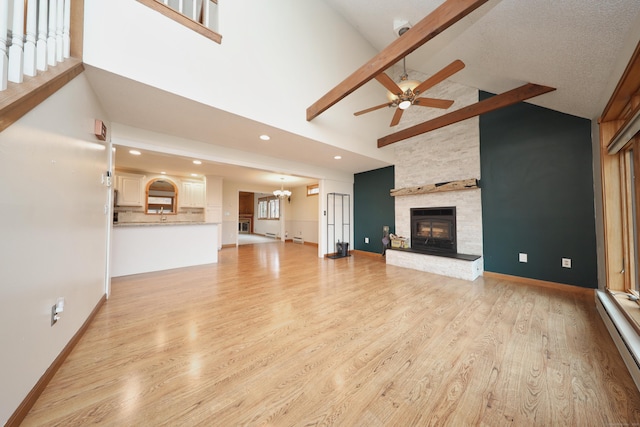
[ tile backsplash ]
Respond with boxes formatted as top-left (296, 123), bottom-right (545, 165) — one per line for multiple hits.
top-left (114, 207), bottom-right (205, 223)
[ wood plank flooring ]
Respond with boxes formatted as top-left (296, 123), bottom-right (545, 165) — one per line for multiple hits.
top-left (22, 242), bottom-right (640, 426)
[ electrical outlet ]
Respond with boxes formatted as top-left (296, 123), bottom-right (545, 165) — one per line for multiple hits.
top-left (365, 237), bottom-right (369, 244)
top-left (519, 253), bottom-right (528, 263)
top-left (562, 258), bottom-right (571, 268)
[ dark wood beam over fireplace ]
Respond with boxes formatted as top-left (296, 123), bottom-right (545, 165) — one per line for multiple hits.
top-left (305, 0), bottom-right (491, 122)
top-left (377, 83), bottom-right (556, 147)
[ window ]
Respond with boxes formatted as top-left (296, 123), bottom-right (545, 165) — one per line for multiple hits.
top-left (622, 147), bottom-right (639, 295)
top-left (146, 179), bottom-right (177, 214)
top-left (258, 196), bottom-right (280, 219)
top-left (307, 184), bottom-right (319, 196)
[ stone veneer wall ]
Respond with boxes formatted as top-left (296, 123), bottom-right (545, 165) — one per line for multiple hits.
top-left (388, 69), bottom-right (483, 278)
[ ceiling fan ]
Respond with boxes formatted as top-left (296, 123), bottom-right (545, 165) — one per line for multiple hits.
top-left (354, 58), bottom-right (465, 127)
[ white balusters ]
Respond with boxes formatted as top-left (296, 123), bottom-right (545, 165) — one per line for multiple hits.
top-left (63, 0), bottom-right (70, 58)
top-left (0, 0), bottom-right (9, 90)
top-left (37, 0), bottom-right (48, 71)
top-left (8, 0), bottom-right (24, 83)
top-left (23, 0), bottom-right (38, 77)
top-left (191, 0), bottom-right (197, 21)
top-left (153, 0), bottom-right (217, 31)
top-left (55, 0), bottom-right (63, 62)
top-left (47, 0), bottom-right (56, 66)
top-left (203, 0), bottom-right (209, 27)
top-left (0, 0), bottom-right (76, 92)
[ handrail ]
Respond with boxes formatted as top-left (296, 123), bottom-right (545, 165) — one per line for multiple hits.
top-left (137, 0), bottom-right (221, 44)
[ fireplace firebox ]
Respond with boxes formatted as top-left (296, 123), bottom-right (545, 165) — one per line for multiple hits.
top-left (410, 207), bottom-right (456, 254)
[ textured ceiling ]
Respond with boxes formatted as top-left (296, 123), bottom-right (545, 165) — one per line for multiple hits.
top-left (323, 0), bottom-right (640, 119)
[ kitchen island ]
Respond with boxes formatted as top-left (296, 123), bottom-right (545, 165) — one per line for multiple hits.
top-left (111, 222), bottom-right (218, 277)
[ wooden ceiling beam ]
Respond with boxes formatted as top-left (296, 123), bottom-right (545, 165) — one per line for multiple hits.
top-left (305, 0), bottom-right (491, 122)
top-left (377, 83), bottom-right (556, 148)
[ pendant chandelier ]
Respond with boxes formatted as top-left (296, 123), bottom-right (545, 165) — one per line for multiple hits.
top-left (273, 178), bottom-right (291, 198)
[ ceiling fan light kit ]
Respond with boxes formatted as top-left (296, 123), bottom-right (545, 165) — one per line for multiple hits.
top-left (355, 57), bottom-right (464, 126)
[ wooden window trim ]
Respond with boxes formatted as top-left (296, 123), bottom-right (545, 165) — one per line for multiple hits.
top-left (136, 0), bottom-right (222, 44)
top-left (145, 178), bottom-right (179, 215)
top-left (599, 40), bottom-right (640, 335)
top-left (307, 184), bottom-right (319, 196)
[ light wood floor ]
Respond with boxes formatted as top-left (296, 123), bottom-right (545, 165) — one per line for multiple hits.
top-left (22, 242), bottom-right (640, 426)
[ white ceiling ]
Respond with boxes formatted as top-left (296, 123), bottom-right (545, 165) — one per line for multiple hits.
top-left (114, 144), bottom-right (318, 187)
top-left (90, 0), bottom-right (640, 185)
top-left (323, 0), bottom-right (640, 119)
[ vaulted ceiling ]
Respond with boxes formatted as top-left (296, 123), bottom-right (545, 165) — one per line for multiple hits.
top-left (97, 0), bottom-right (640, 184)
top-left (322, 0), bottom-right (640, 120)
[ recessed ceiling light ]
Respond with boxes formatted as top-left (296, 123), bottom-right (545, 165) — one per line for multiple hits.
top-left (191, 173), bottom-right (198, 177)
top-left (259, 134), bottom-right (270, 141)
top-left (334, 155), bottom-right (342, 160)
top-left (193, 160), bottom-right (202, 165)
top-left (129, 150), bottom-right (141, 156)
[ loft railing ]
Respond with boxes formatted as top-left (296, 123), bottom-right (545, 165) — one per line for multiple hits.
top-left (0, 0), bottom-right (82, 134)
top-left (0, 0), bottom-right (219, 134)
top-left (137, 0), bottom-right (221, 44)
top-left (162, 0), bottom-right (217, 28)
top-left (1, 0), bottom-right (73, 91)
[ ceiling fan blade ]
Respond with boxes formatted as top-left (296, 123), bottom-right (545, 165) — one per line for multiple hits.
top-left (412, 59), bottom-right (465, 96)
top-left (375, 73), bottom-right (403, 95)
top-left (390, 108), bottom-right (404, 127)
top-left (354, 102), bottom-right (393, 116)
top-left (413, 97), bottom-right (455, 109)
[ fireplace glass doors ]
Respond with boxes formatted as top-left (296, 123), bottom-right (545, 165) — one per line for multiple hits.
top-left (410, 207), bottom-right (456, 254)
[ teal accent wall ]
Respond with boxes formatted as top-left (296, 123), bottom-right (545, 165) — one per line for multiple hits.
top-left (479, 91), bottom-right (597, 288)
top-left (354, 166), bottom-right (395, 254)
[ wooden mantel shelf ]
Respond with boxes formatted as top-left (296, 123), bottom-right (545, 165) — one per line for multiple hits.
top-left (390, 178), bottom-right (479, 197)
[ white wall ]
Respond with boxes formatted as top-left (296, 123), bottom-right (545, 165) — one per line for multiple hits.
top-left (205, 175), bottom-right (223, 249)
top-left (221, 181), bottom-right (286, 245)
top-left (0, 75), bottom-right (110, 424)
top-left (82, 0), bottom-right (391, 163)
top-left (287, 184), bottom-right (319, 243)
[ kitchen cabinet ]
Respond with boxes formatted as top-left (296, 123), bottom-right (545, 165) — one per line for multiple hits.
top-left (180, 181), bottom-right (205, 208)
top-left (116, 173), bottom-right (145, 206)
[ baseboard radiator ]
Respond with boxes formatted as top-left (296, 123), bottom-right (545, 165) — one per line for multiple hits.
top-left (596, 290), bottom-right (640, 391)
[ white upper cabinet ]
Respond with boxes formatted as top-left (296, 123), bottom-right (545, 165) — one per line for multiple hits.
top-left (115, 173), bottom-right (145, 206)
top-left (180, 181), bottom-right (205, 208)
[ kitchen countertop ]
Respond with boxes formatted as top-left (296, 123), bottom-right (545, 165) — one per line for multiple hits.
top-left (113, 222), bottom-right (213, 227)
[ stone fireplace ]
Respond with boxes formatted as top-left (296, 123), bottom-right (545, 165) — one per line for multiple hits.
top-left (383, 74), bottom-right (483, 280)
